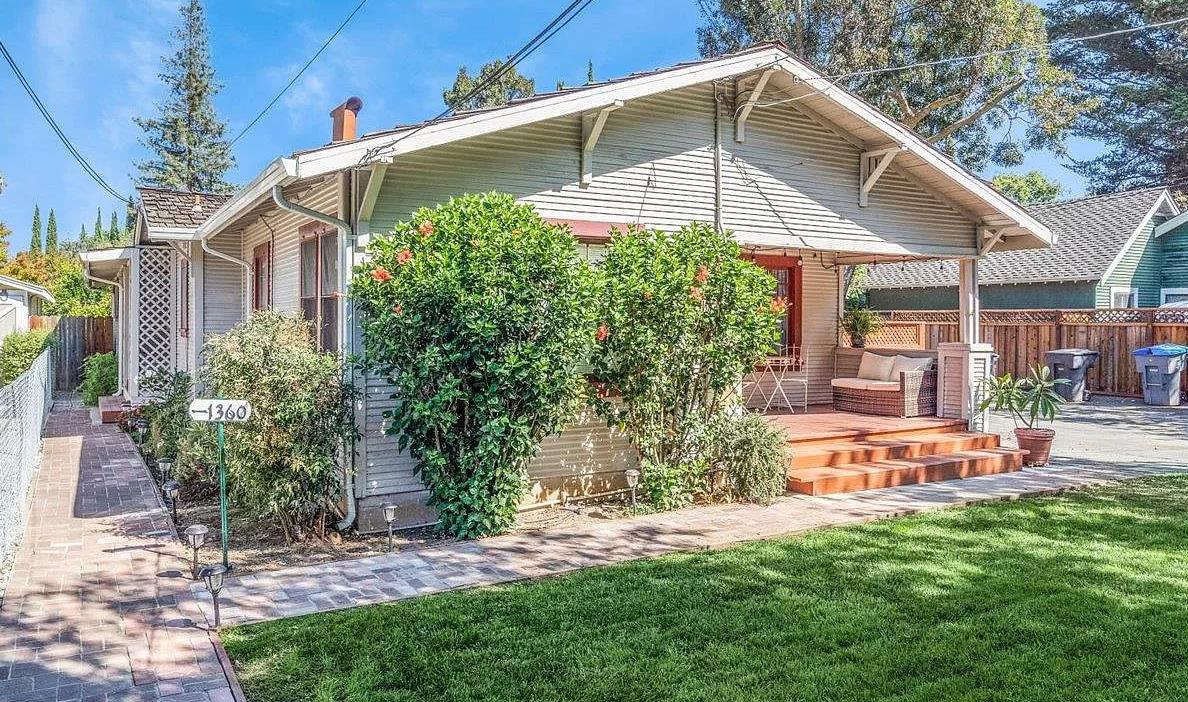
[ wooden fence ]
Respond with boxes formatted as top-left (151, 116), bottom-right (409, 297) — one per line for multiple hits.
top-left (859, 309), bottom-right (1188, 398)
top-left (31, 316), bottom-right (115, 391)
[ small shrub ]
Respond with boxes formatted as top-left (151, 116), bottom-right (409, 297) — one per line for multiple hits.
top-left (176, 422), bottom-right (219, 500)
top-left (139, 371), bottom-right (193, 459)
top-left (705, 412), bottom-right (788, 504)
top-left (79, 352), bottom-right (118, 405)
top-left (0, 329), bottom-right (54, 385)
top-left (589, 223), bottom-right (782, 510)
top-left (203, 311), bottom-right (357, 541)
top-left (352, 193), bottom-right (596, 538)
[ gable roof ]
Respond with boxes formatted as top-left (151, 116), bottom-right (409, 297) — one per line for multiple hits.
top-left (137, 186), bottom-right (232, 233)
top-left (866, 188), bottom-right (1178, 289)
top-left (193, 43), bottom-right (1052, 252)
top-left (0, 274), bottom-right (54, 304)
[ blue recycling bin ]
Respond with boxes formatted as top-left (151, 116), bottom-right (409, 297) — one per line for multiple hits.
top-left (1132, 344), bottom-right (1188, 406)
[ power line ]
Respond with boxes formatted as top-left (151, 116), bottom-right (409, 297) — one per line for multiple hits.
top-left (0, 39), bottom-right (131, 205)
top-left (361, 0), bottom-right (597, 165)
top-left (229, 0), bottom-right (370, 146)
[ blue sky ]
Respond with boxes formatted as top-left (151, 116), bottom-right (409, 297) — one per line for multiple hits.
top-left (0, 0), bottom-right (1097, 253)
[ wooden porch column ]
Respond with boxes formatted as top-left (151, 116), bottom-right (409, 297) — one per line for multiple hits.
top-left (958, 258), bottom-right (980, 344)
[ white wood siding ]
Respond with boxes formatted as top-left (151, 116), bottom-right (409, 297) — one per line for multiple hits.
top-left (201, 232), bottom-right (245, 342)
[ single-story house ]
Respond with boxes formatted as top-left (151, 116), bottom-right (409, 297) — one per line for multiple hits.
top-left (0, 275), bottom-right (54, 339)
top-left (83, 43), bottom-right (1052, 529)
top-left (866, 187), bottom-right (1183, 309)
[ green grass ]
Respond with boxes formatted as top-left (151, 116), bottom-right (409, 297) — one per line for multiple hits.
top-left (223, 476), bottom-right (1188, 702)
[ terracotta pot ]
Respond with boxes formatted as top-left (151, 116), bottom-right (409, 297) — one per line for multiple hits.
top-left (1015, 427), bottom-right (1055, 466)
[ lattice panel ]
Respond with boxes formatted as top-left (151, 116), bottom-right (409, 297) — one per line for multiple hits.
top-left (137, 247), bottom-right (175, 380)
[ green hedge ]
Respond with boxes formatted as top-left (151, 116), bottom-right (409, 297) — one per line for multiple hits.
top-left (0, 329), bottom-right (53, 385)
top-left (80, 352), bottom-right (118, 405)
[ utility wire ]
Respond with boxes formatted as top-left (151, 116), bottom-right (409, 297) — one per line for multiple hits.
top-left (0, 39), bottom-right (131, 204)
top-left (361, 0), bottom-right (596, 165)
top-left (229, 0), bottom-right (370, 146)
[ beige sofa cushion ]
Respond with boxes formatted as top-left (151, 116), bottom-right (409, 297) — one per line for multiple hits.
top-left (831, 378), bottom-right (900, 391)
top-left (891, 355), bottom-right (934, 376)
top-left (857, 352), bottom-right (896, 381)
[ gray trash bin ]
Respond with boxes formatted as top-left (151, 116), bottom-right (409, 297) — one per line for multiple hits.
top-left (1045, 348), bottom-right (1099, 402)
top-left (1132, 345), bottom-right (1188, 406)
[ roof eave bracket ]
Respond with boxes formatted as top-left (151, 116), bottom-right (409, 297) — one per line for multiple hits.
top-left (978, 225), bottom-right (1006, 256)
top-left (734, 68), bottom-right (776, 142)
top-left (858, 144), bottom-right (907, 207)
top-left (580, 100), bottom-right (624, 187)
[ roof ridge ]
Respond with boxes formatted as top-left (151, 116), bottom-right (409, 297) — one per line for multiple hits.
top-left (136, 185), bottom-right (232, 197)
top-left (1029, 186), bottom-right (1167, 210)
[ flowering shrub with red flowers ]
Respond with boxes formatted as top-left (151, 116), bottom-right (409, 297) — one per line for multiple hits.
top-left (351, 193), bottom-right (596, 538)
top-left (589, 222), bottom-right (782, 509)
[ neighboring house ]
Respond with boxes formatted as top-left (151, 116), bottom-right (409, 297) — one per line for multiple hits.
top-left (1156, 209), bottom-right (1188, 305)
top-left (0, 275), bottom-right (54, 339)
top-left (82, 43), bottom-right (1051, 530)
top-left (866, 187), bottom-right (1182, 310)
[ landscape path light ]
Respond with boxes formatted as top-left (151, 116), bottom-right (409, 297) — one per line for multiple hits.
top-left (199, 564), bottom-right (228, 628)
top-left (183, 524), bottom-right (208, 580)
top-left (157, 458), bottom-right (173, 485)
top-left (382, 503), bottom-right (399, 552)
top-left (163, 480), bottom-right (180, 523)
top-left (624, 469), bottom-right (640, 507)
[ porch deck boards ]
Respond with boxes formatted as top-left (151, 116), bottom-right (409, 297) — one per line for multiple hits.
top-left (768, 407), bottom-right (1025, 496)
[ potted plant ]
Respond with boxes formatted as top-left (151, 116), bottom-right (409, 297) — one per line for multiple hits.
top-left (978, 365), bottom-right (1068, 466)
top-left (840, 306), bottom-right (883, 348)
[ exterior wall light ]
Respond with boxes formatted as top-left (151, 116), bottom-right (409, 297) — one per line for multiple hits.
top-left (199, 564), bottom-right (228, 628)
top-left (382, 503), bottom-right (399, 552)
top-left (183, 524), bottom-right (209, 580)
top-left (624, 468), bottom-right (641, 507)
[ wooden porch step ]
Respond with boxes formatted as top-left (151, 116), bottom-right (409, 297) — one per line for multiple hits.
top-left (786, 448), bottom-right (1026, 496)
top-left (783, 418), bottom-right (969, 447)
top-left (98, 395), bottom-right (128, 424)
top-left (789, 432), bottom-right (1001, 470)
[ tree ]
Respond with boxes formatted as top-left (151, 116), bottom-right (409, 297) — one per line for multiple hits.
top-left (0, 222), bottom-right (10, 263)
top-left (991, 170), bottom-right (1063, 204)
top-left (1046, 1), bottom-right (1187, 197)
top-left (586, 60), bottom-right (596, 84)
top-left (697, 0), bottom-right (1095, 169)
top-left (443, 60), bottom-right (535, 111)
top-left (30, 206), bottom-right (41, 255)
top-left (109, 212), bottom-right (121, 244)
top-left (135, 0), bottom-right (235, 192)
top-left (44, 208), bottom-right (56, 253)
top-left (78, 224), bottom-right (87, 246)
top-left (44, 210), bottom-right (56, 254)
top-left (125, 195), bottom-right (137, 235)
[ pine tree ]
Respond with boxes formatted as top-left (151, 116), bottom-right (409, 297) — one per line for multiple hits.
top-left (124, 195), bottom-right (136, 235)
top-left (135, 0), bottom-right (235, 192)
top-left (30, 206), bottom-right (41, 253)
top-left (44, 210), bottom-right (56, 255)
top-left (45, 208), bottom-right (57, 253)
top-left (93, 208), bottom-right (104, 244)
top-left (443, 60), bottom-right (535, 111)
top-left (586, 60), bottom-right (595, 84)
top-left (79, 224), bottom-right (88, 244)
top-left (109, 212), bottom-right (121, 244)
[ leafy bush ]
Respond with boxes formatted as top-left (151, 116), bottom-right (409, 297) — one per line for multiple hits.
top-left (0, 329), bottom-right (54, 385)
top-left (202, 311), bottom-right (357, 541)
top-left (705, 412), bottom-right (788, 504)
top-left (590, 223), bottom-right (781, 510)
top-left (79, 352), bottom-right (118, 404)
top-left (176, 422), bottom-right (219, 500)
top-left (352, 193), bottom-right (596, 538)
top-left (139, 371), bottom-right (193, 459)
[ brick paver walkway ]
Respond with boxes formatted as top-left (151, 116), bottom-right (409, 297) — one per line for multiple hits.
top-left (1, 404), bottom-right (233, 702)
top-left (196, 458), bottom-right (1188, 628)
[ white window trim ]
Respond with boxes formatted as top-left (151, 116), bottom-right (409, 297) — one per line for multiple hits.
top-left (1161, 287), bottom-right (1188, 305)
top-left (1110, 286), bottom-right (1138, 308)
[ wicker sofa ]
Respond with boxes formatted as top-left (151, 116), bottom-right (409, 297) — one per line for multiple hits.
top-left (831, 350), bottom-right (937, 417)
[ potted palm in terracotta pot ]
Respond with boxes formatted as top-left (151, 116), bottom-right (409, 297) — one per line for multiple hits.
top-left (979, 365), bottom-right (1068, 466)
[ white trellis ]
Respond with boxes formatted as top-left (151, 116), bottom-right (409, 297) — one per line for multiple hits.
top-left (136, 247), bottom-right (176, 389)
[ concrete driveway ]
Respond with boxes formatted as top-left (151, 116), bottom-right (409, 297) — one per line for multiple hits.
top-left (989, 396), bottom-right (1188, 468)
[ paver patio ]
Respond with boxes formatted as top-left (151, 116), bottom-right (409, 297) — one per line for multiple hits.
top-left (197, 428), bottom-right (1188, 628)
top-left (0, 401), bottom-right (233, 702)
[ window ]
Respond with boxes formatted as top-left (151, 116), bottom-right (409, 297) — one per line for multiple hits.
top-left (749, 255), bottom-right (803, 354)
top-left (300, 223), bottom-right (339, 350)
top-left (252, 242), bottom-right (272, 311)
top-left (1110, 286), bottom-right (1138, 309)
top-left (1161, 288), bottom-right (1188, 306)
top-left (178, 258), bottom-right (190, 338)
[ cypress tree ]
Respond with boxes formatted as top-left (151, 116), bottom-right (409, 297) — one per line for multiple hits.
top-left (586, 60), bottom-right (595, 84)
top-left (44, 210), bottom-right (56, 254)
top-left (125, 195), bottom-right (136, 235)
top-left (109, 212), bottom-right (121, 243)
top-left (45, 209), bottom-right (57, 253)
top-left (93, 208), bottom-right (104, 244)
top-left (31, 206), bottom-right (41, 253)
top-left (135, 0), bottom-right (235, 192)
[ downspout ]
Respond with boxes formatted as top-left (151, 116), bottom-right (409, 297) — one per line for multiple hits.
top-left (713, 80), bottom-right (724, 233)
top-left (83, 268), bottom-right (127, 396)
top-left (270, 183), bottom-right (357, 532)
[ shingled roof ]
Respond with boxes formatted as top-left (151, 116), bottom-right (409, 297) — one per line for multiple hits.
top-left (866, 187), bottom-right (1175, 289)
top-left (136, 187), bottom-right (232, 231)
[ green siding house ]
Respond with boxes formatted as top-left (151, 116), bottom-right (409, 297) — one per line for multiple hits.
top-left (867, 188), bottom-right (1183, 310)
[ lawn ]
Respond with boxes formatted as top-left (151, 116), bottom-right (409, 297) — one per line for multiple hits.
top-left (223, 476), bottom-right (1188, 702)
